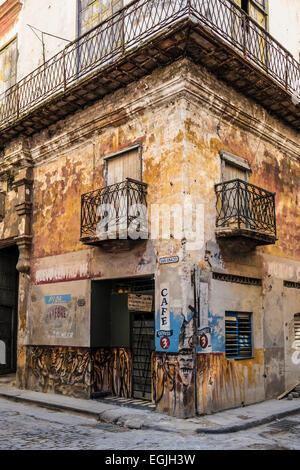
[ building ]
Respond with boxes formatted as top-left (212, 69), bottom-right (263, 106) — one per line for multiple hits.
top-left (0, 0), bottom-right (299, 418)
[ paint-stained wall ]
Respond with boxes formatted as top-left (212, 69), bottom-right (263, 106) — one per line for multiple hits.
top-left (0, 56), bottom-right (299, 414)
top-left (29, 280), bottom-right (91, 347)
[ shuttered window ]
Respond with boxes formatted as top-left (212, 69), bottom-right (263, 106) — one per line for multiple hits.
top-left (79, 0), bottom-right (123, 35)
top-left (295, 314), bottom-right (300, 344)
top-left (239, 0), bottom-right (268, 30)
top-left (225, 312), bottom-right (253, 359)
top-left (0, 38), bottom-right (17, 96)
top-left (106, 147), bottom-right (141, 186)
top-left (224, 162), bottom-right (248, 182)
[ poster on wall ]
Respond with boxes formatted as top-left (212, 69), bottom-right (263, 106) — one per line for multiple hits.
top-left (44, 294), bottom-right (74, 340)
top-left (128, 294), bottom-right (153, 312)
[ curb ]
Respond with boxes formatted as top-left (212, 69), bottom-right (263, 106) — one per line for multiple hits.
top-left (195, 406), bottom-right (300, 434)
top-left (1, 389), bottom-right (300, 434)
top-left (0, 391), bottom-right (102, 419)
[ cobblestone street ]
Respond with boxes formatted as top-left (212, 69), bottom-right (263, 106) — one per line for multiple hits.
top-left (0, 398), bottom-right (300, 450)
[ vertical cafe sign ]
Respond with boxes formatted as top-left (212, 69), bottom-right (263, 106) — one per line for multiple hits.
top-left (156, 284), bottom-right (173, 351)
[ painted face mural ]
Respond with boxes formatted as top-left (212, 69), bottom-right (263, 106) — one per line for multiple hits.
top-left (178, 350), bottom-right (194, 386)
top-left (178, 312), bottom-right (195, 386)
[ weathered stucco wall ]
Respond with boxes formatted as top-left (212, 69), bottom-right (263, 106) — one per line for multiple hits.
top-left (17, 0), bottom-right (77, 80)
top-left (269, 0), bottom-right (300, 61)
top-left (0, 0), bottom-right (21, 50)
top-left (181, 59), bottom-right (300, 411)
top-left (1, 57), bottom-right (299, 413)
top-left (29, 279), bottom-right (91, 347)
top-left (0, 179), bottom-right (18, 241)
top-left (197, 280), bottom-right (264, 414)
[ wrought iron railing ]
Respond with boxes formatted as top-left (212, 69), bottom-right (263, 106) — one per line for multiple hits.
top-left (81, 178), bottom-right (148, 240)
top-left (0, 0), bottom-right (299, 130)
top-left (215, 179), bottom-right (276, 237)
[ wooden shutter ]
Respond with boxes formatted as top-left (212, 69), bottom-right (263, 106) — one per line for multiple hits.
top-left (107, 148), bottom-right (141, 186)
top-left (0, 39), bottom-right (17, 96)
top-left (224, 163), bottom-right (248, 182)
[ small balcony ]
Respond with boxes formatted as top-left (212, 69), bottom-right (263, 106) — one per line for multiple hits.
top-left (80, 178), bottom-right (148, 251)
top-left (215, 179), bottom-right (276, 251)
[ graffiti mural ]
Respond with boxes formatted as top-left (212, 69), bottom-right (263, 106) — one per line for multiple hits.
top-left (92, 348), bottom-right (112, 393)
top-left (153, 312), bottom-right (196, 418)
top-left (92, 347), bottom-right (132, 398)
top-left (197, 350), bottom-right (265, 415)
top-left (27, 346), bottom-right (133, 399)
top-left (27, 346), bottom-right (92, 398)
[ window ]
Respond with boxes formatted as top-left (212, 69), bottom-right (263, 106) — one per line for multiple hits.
top-left (79, 0), bottom-right (123, 36)
top-left (294, 314), bottom-right (300, 345)
top-left (220, 150), bottom-right (251, 182)
top-left (0, 38), bottom-right (17, 96)
top-left (106, 146), bottom-right (141, 186)
top-left (225, 312), bottom-right (253, 359)
top-left (233, 0), bottom-right (268, 65)
top-left (236, 0), bottom-right (268, 30)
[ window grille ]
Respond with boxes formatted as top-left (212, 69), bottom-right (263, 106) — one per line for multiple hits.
top-left (213, 272), bottom-right (262, 286)
top-left (284, 281), bottom-right (300, 290)
top-left (294, 314), bottom-right (300, 345)
top-left (225, 312), bottom-right (252, 359)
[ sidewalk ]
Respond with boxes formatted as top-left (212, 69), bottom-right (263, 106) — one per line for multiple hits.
top-left (0, 381), bottom-right (300, 434)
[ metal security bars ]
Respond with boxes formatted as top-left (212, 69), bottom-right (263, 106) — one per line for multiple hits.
top-left (0, 0), bottom-right (299, 131)
top-left (225, 312), bottom-right (253, 359)
top-left (213, 272), bottom-right (262, 286)
top-left (80, 178), bottom-right (147, 241)
top-left (215, 179), bottom-right (276, 237)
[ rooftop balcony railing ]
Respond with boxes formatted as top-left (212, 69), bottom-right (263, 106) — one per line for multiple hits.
top-left (0, 0), bottom-right (299, 135)
top-left (215, 178), bottom-right (276, 247)
top-left (80, 178), bottom-right (148, 246)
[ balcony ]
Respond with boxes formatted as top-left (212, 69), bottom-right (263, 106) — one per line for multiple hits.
top-left (215, 179), bottom-right (276, 250)
top-left (0, 0), bottom-right (299, 146)
top-left (80, 178), bottom-right (148, 251)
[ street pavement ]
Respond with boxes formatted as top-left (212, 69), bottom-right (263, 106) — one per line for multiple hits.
top-left (0, 397), bottom-right (300, 450)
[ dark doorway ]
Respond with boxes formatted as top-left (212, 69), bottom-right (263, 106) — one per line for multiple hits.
top-left (91, 275), bottom-right (155, 401)
top-left (0, 245), bottom-right (19, 375)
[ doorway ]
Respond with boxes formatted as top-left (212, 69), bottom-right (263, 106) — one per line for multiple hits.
top-left (0, 245), bottom-right (19, 375)
top-left (91, 275), bottom-right (155, 401)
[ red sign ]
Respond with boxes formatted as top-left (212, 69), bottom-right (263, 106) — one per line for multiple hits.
top-left (160, 336), bottom-right (170, 350)
top-left (199, 334), bottom-right (208, 349)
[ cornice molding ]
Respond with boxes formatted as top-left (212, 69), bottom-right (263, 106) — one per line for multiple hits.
top-left (4, 60), bottom-right (299, 166)
top-left (0, 148), bottom-right (32, 179)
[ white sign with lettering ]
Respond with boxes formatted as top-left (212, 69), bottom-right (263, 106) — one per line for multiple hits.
top-left (160, 284), bottom-right (170, 331)
top-left (128, 294), bottom-right (153, 312)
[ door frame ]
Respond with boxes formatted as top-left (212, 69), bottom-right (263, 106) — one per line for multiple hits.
top-left (0, 244), bottom-right (19, 375)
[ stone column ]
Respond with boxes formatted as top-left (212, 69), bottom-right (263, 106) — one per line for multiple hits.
top-left (12, 166), bottom-right (33, 389)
